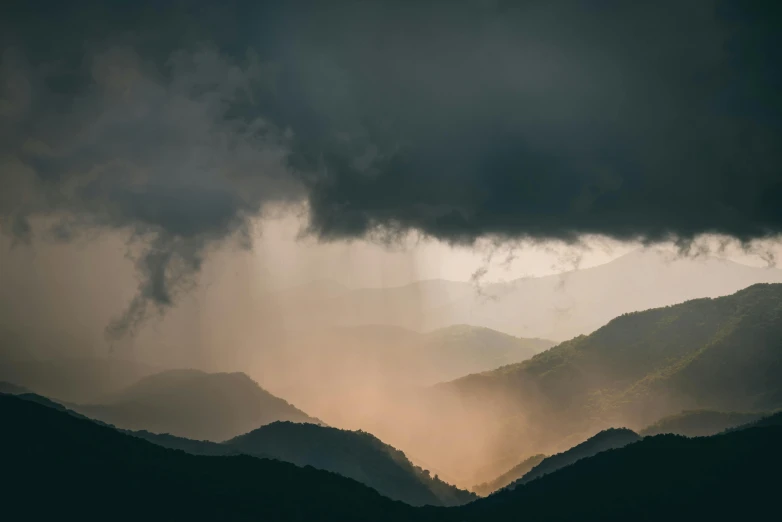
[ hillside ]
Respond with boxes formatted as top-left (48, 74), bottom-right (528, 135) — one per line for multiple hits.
top-left (451, 425), bottom-right (782, 522)
top-left (507, 428), bottom-right (640, 489)
top-left (225, 422), bottom-right (476, 507)
top-left (0, 356), bottom-right (157, 403)
top-left (74, 369), bottom-right (320, 441)
top-left (640, 410), bottom-right (769, 437)
top-left (256, 324), bottom-right (553, 429)
top-left (431, 283), bottom-right (782, 479)
top-left (0, 393), bottom-right (415, 521)
top-left (472, 454), bottom-right (546, 496)
top-left (4, 392), bottom-right (781, 522)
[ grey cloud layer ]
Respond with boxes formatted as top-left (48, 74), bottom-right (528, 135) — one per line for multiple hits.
top-left (2, 0), bottom-right (781, 333)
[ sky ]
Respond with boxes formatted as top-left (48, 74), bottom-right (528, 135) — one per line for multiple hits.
top-left (1, 0), bottom-right (781, 339)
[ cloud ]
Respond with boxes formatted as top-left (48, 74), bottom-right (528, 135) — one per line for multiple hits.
top-left (2, 0), bottom-right (781, 334)
top-left (0, 39), bottom-right (300, 337)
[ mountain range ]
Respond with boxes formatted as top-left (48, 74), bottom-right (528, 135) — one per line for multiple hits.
top-left (0, 356), bottom-right (157, 403)
top-left (3, 392), bottom-right (781, 521)
top-left (413, 283), bottom-right (782, 484)
top-left (271, 250), bottom-right (782, 341)
top-left (72, 369), bottom-right (320, 441)
top-left (639, 410), bottom-right (772, 437)
top-left (256, 323), bottom-right (553, 421)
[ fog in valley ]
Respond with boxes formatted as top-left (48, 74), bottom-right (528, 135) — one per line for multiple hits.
top-left (3, 214), bottom-right (781, 486)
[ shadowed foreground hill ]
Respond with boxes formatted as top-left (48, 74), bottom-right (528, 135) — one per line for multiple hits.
top-left (507, 428), bottom-right (640, 489)
top-left (641, 410), bottom-right (770, 437)
top-left (3, 393), bottom-right (781, 521)
top-left (74, 369), bottom-right (320, 441)
top-left (0, 394), bottom-right (414, 522)
top-left (452, 425), bottom-right (782, 522)
top-left (225, 422), bottom-right (475, 506)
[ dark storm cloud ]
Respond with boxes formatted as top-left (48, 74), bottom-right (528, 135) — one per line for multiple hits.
top-left (1, 0), bottom-right (781, 333)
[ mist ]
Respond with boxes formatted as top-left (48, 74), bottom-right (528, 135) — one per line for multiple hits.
top-left (3, 211), bottom-right (782, 486)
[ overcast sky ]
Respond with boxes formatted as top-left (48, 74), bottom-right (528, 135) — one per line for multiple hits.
top-left (2, 0), bottom-right (781, 337)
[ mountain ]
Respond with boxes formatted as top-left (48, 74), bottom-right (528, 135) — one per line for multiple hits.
top-left (0, 381), bottom-right (29, 394)
top-left (429, 283), bottom-right (782, 481)
top-left (4, 391), bottom-right (781, 522)
top-left (270, 250), bottom-right (782, 341)
top-left (0, 393), bottom-right (415, 521)
top-left (640, 410), bottom-right (770, 437)
top-left (74, 369), bottom-right (320, 441)
top-left (421, 325), bottom-right (554, 382)
top-left (225, 422), bottom-right (476, 507)
top-left (451, 425), bottom-right (782, 522)
top-left (10, 389), bottom-right (469, 506)
top-left (462, 249), bottom-right (782, 341)
top-left (261, 323), bottom-right (552, 393)
top-left (255, 324), bottom-right (553, 432)
top-left (471, 454), bottom-right (546, 496)
top-left (0, 356), bottom-right (158, 403)
top-left (725, 410), bottom-right (782, 432)
top-left (506, 428), bottom-right (640, 489)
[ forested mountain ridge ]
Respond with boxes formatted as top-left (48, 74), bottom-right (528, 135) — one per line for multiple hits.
top-left (435, 283), bottom-right (782, 474)
top-left (225, 421), bottom-right (475, 506)
top-left (4, 392), bottom-right (781, 522)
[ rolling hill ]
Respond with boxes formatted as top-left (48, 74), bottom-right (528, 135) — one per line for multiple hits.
top-left (0, 393), bottom-right (415, 521)
top-left (506, 428), bottom-right (640, 489)
top-left (225, 422), bottom-right (475, 506)
top-left (428, 283), bottom-right (782, 480)
top-left (3, 392), bottom-right (781, 522)
top-left (0, 356), bottom-right (158, 403)
top-left (73, 369), bottom-right (320, 441)
top-left (640, 410), bottom-right (770, 437)
top-left (451, 424), bottom-right (782, 522)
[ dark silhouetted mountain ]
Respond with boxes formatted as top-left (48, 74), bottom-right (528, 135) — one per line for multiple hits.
top-left (641, 410), bottom-right (769, 437)
top-left (0, 356), bottom-right (158, 403)
top-left (439, 283), bottom-right (782, 475)
top-left (725, 410), bottom-right (782, 433)
top-left (74, 369), bottom-right (320, 441)
top-left (450, 425), bottom-right (782, 522)
top-left (4, 391), bottom-right (781, 522)
top-left (225, 421), bottom-right (476, 507)
top-left (472, 454), bottom-right (546, 496)
top-left (127, 429), bottom-right (247, 457)
top-left (0, 393), bottom-right (416, 521)
top-left (507, 428), bottom-right (640, 489)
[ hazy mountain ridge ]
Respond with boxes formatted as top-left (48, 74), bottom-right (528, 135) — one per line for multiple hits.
top-left (428, 283), bottom-right (782, 480)
top-left (270, 251), bottom-right (782, 341)
top-left (0, 357), bottom-right (158, 403)
top-left (640, 410), bottom-right (771, 437)
top-left (256, 323), bottom-right (554, 429)
top-left (73, 369), bottom-right (321, 441)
